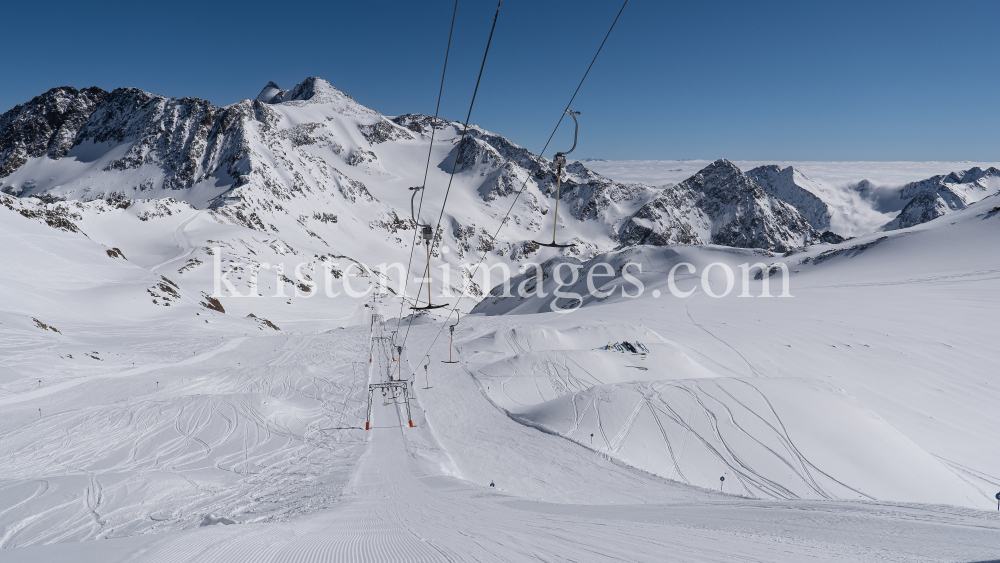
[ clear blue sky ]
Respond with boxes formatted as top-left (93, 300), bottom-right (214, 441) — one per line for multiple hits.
top-left (3, 0), bottom-right (998, 161)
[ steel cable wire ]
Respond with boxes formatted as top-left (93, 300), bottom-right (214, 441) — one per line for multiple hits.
top-left (393, 0), bottom-right (460, 331)
top-left (403, 0), bottom-right (629, 371)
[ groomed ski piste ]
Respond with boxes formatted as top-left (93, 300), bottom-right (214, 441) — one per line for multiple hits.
top-left (2, 174), bottom-right (1000, 562)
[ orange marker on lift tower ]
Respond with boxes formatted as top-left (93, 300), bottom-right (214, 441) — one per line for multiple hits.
top-left (365, 380), bottom-right (415, 430)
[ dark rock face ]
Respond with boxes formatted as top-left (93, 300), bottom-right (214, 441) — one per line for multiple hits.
top-left (0, 77), bottom-right (379, 203)
top-left (889, 187), bottom-right (967, 230)
top-left (560, 162), bottom-right (651, 225)
top-left (0, 86), bottom-right (107, 177)
top-left (78, 88), bottom-right (226, 190)
top-left (446, 129), bottom-right (652, 234)
top-left (820, 231), bottom-right (846, 244)
top-left (619, 159), bottom-right (822, 253)
top-left (257, 77), bottom-right (325, 104)
top-left (358, 120), bottom-right (412, 145)
top-left (617, 186), bottom-right (706, 246)
top-left (0, 82), bottom-right (295, 201)
top-left (391, 113), bottom-right (451, 134)
top-left (0, 85), bottom-right (258, 194)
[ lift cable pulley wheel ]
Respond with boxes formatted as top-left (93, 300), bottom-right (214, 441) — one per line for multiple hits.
top-left (408, 186), bottom-right (448, 311)
top-left (535, 110), bottom-right (581, 249)
top-left (442, 311), bottom-right (460, 364)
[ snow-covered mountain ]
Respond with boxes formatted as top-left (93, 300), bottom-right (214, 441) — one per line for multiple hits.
top-left (881, 166), bottom-right (1000, 230)
top-left (0, 79), bottom-right (644, 303)
top-left (745, 164), bottom-right (832, 231)
top-left (3, 78), bottom-right (999, 322)
top-left (618, 159), bottom-right (823, 252)
top-left (0, 78), bottom-right (876, 322)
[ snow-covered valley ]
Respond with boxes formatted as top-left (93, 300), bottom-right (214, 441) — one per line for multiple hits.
top-left (1, 78), bottom-right (999, 562)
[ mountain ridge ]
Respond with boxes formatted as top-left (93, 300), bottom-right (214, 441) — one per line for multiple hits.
top-left (0, 76), bottom-right (967, 313)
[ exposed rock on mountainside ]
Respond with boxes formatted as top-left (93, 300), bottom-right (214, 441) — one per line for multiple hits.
top-left (0, 77), bottom-right (879, 309)
top-left (883, 167), bottom-right (1000, 230)
top-left (391, 113), bottom-right (451, 134)
top-left (0, 86), bottom-right (107, 177)
top-left (746, 165), bottom-right (832, 231)
top-left (619, 159), bottom-right (822, 252)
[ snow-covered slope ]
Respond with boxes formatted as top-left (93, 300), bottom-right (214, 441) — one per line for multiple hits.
top-left (470, 193), bottom-right (1000, 512)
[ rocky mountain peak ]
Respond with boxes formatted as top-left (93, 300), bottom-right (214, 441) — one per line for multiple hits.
top-left (258, 78), bottom-right (363, 112)
top-left (747, 164), bottom-right (833, 231)
top-left (885, 166), bottom-right (1000, 231)
top-left (959, 166), bottom-right (1000, 184)
top-left (618, 159), bottom-right (822, 252)
top-left (698, 158), bottom-right (751, 185)
top-left (688, 158), bottom-right (767, 204)
top-left (256, 81), bottom-right (286, 103)
top-left (0, 86), bottom-right (107, 177)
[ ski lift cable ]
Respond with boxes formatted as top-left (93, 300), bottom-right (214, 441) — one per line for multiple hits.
top-left (393, 0), bottom-right (460, 335)
top-left (404, 0), bottom-right (629, 373)
top-left (407, 0), bottom-right (502, 314)
top-left (399, 0), bottom-right (503, 341)
top-left (431, 0), bottom-right (503, 235)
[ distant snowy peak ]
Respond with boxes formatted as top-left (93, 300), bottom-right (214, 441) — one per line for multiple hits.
top-left (884, 166), bottom-right (1000, 231)
top-left (255, 81), bottom-right (286, 103)
top-left (256, 78), bottom-right (378, 119)
top-left (619, 159), bottom-right (822, 253)
top-left (746, 164), bottom-right (832, 231)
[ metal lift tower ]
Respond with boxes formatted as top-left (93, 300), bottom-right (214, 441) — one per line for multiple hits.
top-left (365, 380), bottom-right (414, 430)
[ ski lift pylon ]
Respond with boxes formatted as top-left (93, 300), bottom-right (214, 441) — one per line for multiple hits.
top-left (535, 110), bottom-right (581, 249)
top-left (408, 186), bottom-right (449, 311)
top-left (442, 312), bottom-right (460, 364)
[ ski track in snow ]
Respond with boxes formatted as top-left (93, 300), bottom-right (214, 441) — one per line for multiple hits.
top-left (5, 321), bottom-right (999, 562)
top-left (149, 211), bottom-right (201, 274)
top-left (0, 329), bottom-right (374, 549)
top-left (0, 337), bottom-right (248, 407)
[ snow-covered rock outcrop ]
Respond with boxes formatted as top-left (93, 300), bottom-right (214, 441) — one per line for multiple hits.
top-left (883, 167), bottom-right (1000, 230)
top-left (0, 86), bottom-right (107, 178)
top-left (619, 159), bottom-right (822, 253)
top-left (746, 165), bottom-right (832, 231)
